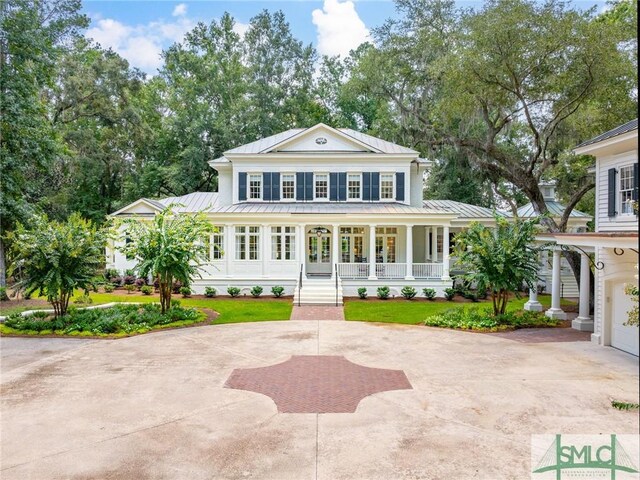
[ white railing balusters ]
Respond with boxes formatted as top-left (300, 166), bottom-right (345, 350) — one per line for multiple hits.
top-left (337, 262), bottom-right (443, 279)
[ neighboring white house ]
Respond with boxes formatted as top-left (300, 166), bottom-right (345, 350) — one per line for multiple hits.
top-left (108, 123), bottom-right (500, 304)
top-left (516, 181), bottom-right (591, 297)
top-left (536, 119), bottom-right (639, 356)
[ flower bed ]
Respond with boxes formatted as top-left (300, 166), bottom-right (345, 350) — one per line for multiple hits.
top-left (424, 308), bottom-right (560, 332)
top-left (0, 303), bottom-right (207, 338)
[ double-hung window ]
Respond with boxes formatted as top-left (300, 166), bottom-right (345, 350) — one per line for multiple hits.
top-left (380, 173), bottom-right (394, 200)
top-left (211, 227), bottom-right (224, 260)
top-left (315, 173), bottom-right (329, 200)
top-left (235, 226), bottom-right (260, 260)
top-left (281, 174), bottom-right (295, 200)
top-left (347, 174), bottom-right (361, 200)
top-left (619, 165), bottom-right (634, 215)
top-left (271, 226), bottom-right (296, 260)
top-left (248, 174), bottom-right (262, 200)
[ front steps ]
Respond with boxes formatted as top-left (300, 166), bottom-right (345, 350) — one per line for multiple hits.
top-left (293, 276), bottom-right (343, 306)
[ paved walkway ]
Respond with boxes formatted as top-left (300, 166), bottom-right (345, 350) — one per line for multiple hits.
top-left (1, 322), bottom-right (637, 480)
top-left (290, 305), bottom-right (345, 320)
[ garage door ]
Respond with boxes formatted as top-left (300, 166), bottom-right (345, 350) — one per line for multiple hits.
top-left (611, 282), bottom-right (639, 356)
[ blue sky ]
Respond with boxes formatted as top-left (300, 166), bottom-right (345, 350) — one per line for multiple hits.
top-left (82, 0), bottom-right (604, 75)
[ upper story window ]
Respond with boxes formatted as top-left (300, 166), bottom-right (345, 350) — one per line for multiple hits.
top-left (347, 174), bottom-right (361, 200)
top-left (249, 174), bottom-right (262, 200)
top-left (380, 173), bottom-right (394, 199)
top-left (619, 165), bottom-right (635, 215)
top-left (315, 173), bottom-right (329, 200)
top-left (281, 174), bottom-right (295, 200)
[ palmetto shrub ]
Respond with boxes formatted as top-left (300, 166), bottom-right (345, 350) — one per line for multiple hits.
top-left (357, 287), bottom-right (368, 299)
top-left (251, 286), bottom-right (263, 297)
top-left (377, 286), bottom-right (390, 299)
top-left (422, 288), bottom-right (436, 300)
top-left (271, 286), bottom-right (285, 298)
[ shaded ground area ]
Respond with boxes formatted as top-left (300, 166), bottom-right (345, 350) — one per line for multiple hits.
top-left (1, 321), bottom-right (637, 480)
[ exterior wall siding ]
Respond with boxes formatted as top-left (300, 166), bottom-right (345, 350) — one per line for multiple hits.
top-left (595, 151), bottom-right (638, 232)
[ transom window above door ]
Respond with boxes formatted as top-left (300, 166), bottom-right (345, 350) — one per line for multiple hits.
top-left (315, 173), bottom-right (329, 199)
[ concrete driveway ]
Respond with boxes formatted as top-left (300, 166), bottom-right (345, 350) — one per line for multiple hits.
top-left (1, 321), bottom-right (638, 479)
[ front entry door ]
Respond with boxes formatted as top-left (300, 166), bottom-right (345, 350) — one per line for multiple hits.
top-left (307, 230), bottom-right (332, 275)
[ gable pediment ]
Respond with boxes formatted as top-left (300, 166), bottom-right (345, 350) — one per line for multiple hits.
top-left (263, 124), bottom-right (379, 154)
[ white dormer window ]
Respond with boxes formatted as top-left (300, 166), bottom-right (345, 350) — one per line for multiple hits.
top-left (620, 166), bottom-right (634, 215)
top-left (249, 174), bottom-right (262, 200)
top-left (380, 173), bottom-right (395, 200)
top-left (281, 173), bottom-right (295, 200)
top-left (315, 173), bottom-right (329, 200)
top-left (347, 173), bottom-right (361, 200)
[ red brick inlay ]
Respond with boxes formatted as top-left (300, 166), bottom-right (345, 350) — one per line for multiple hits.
top-left (224, 355), bottom-right (412, 413)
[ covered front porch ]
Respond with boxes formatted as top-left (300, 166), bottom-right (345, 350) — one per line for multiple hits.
top-left (302, 223), bottom-right (454, 281)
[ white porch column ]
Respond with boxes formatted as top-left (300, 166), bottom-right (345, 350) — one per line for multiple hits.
top-left (573, 252), bottom-right (594, 331)
top-left (262, 224), bottom-right (270, 278)
top-left (368, 224), bottom-right (377, 280)
top-left (405, 224), bottom-right (414, 280)
top-left (425, 227), bottom-right (431, 261)
top-left (441, 226), bottom-right (450, 280)
top-left (431, 226), bottom-right (438, 262)
top-left (225, 224), bottom-right (234, 277)
top-left (524, 283), bottom-right (543, 311)
top-left (331, 224), bottom-right (340, 278)
top-left (545, 248), bottom-right (567, 320)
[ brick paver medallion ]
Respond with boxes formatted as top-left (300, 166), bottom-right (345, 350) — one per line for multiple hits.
top-left (224, 355), bottom-right (412, 413)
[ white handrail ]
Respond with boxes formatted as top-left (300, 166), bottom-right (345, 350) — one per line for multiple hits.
top-left (412, 263), bottom-right (443, 279)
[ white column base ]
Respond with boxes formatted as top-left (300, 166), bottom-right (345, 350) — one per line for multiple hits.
top-left (590, 333), bottom-right (601, 345)
top-left (368, 275), bottom-right (378, 280)
top-left (441, 275), bottom-right (451, 281)
top-left (524, 300), bottom-right (543, 312)
top-left (545, 308), bottom-right (567, 320)
top-left (572, 317), bottom-right (594, 332)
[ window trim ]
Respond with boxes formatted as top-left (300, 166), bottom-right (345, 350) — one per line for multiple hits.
top-left (619, 165), bottom-right (635, 216)
top-left (235, 225), bottom-right (261, 261)
top-left (313, 172), bottom-right (330, 201)
top-left (347, 172), bottom-right (362, 202)
top-left (248, 173), bottom-right (262, 201)
top-left (379, 172), bottom-right (395, 201)
top-left (271, 226), bottom-right (297, 261)
top-left (280, 173), bottom-right (296, 201)
top-left (210, 226), bottom-right (224, 261)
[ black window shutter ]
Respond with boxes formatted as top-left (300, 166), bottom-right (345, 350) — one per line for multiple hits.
top-left (362, 172), bottom-right (371, 201)
top-left (371, 172), bottom-right (380, 201)
top-left (633, 163), bottom-right (638, 202)
top-left (396, 172), bottom-right (405, 201)
top-left (296, 172), bottom-right (305, 201)
top-left (338, 173), bottom-right (347, 201)
top-left (271, 173), bottom-right (280, 201)
top-left (263, 172), bottom-right (272, 201)
top-left (330, 173), bottom-right (338, 201)
top-left (305, 172), bottom-right (314, 200)
top-left (608, 168), bottom-right (617, 217)
top-left (239, 172), bottom-right (247, 201)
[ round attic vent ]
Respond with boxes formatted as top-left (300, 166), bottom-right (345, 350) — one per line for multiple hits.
top-left (315, 137), bottom-right (328, 145)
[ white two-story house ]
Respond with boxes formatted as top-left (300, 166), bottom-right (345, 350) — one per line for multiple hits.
top-left (538, 119), bottom-right (639, 356)
top-left (108, 124), bottom-right (499, 303)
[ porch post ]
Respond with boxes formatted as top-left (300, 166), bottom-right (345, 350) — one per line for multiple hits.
top-left (425, 226), bottom-right (431, 261)
top-left (431, 226), bottom-right (438, 262)
top-left (262, 224), bottom-right (270, 278)
top-left (368, 224), bottom-right (377, 280)
top-left (405, 224), bottom-right (414, 280)
top-left (524, 283), bottom-right (543, 311)
top-left (573, 252), bottom-right (594, 331)
top-left (441, 226), bottom-right (451, 280)
top-left (331, 224), bottom-right (340, 278)
top-left (225, 223), bottom-right (234, 277)
top-left (545, 248), bottom-right (567, 320)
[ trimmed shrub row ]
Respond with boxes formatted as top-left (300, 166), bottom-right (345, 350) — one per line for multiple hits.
top-left (355, 286), bottom-right (487, 301)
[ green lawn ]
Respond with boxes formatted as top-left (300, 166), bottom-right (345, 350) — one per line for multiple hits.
top-left (0, 292), bottom-right (292, 324)
top-left (344, 294), bottom-right (576, 324)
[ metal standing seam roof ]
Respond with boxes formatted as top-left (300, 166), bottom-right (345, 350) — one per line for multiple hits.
top-left (575, 118), bottom-right (638, 149)
top-left (515, 200), bottom-right (591, 219)
top-left (208, 202), bottom-right (448, 215)
top-left (423, 200), bottom-right (505, 218)
top-left (156, 192), bottom-right (220, 213)
top-left (223, 126), bottom-right (418, 155)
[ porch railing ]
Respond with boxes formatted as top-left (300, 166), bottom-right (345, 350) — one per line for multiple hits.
top-left (337, 263), bottom-right (369, 278)
top-left (336, 262), bottom-right (444, 279)
top-left (412, 263), bottom-right (443, 279)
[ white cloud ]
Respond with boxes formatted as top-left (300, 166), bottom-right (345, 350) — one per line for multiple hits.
top-left (232, 21), bottom-right (249, 38)
top-left (172, 3), bottom-right (187, 17)
top-left (312, 0), bottom-right (370, 57)
top-left (86, 15), bottom-right (196, 74)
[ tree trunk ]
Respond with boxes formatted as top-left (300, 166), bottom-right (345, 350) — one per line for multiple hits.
top-left (0, 236), bottom-right (6, 288)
